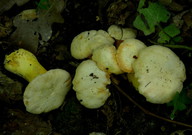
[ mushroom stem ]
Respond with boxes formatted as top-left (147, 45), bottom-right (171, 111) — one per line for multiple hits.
top-left (4, 49), bottom-right (47, 82)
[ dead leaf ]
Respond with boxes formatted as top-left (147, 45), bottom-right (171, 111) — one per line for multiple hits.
top-left (0, 0), bottom-right (30, 15)
top-left (10, 0), bottom-right (65, 53)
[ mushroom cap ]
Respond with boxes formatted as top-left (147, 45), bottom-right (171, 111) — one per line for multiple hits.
top-left (132, 45), bottom-right (186, 104)
top-left (107, 25), bottom-right (137, 40)
top-left (116, 38), bottom-right (146, 73)
top-left (92, 44), bottom-right (123, 74)
top-left (89, 132), bottom-right (106, 135)
top-left (70, 30), bottom-right (114, 59)
top-left (72, 60), bottom-right (111, 109)
top-left (24, 69), bottom-right (71, 114)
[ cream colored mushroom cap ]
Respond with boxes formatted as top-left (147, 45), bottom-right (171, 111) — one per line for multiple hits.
top-left (70, 30), bottom-right (114, 59)
top-left (132, 45), bottom-right (186, 104)
top-left (107, 25), bottom-right (137, 40)
top-left (76, 86), bottom-right (111, 109)
top-left (92, 44), bottom-right (123, 75)
top-left (116, 38), bottom-right (146, 73)
top-left (89, 132), bottom-right (106, 135)
top-left (24, 69), bottom-right (71, 114)
top-left (72, 60), bottom-right (111, 109)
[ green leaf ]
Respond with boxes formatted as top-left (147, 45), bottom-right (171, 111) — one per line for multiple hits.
top-left (133, 2), bottom-right (170, 35)
top-left (158, 30), bottom-right (170, 43)
top-left (137, 0), bottom-right (146, 9)
top-left (163, 24), bottom-right (180, 37)
top-left (158, 24), bottom-right (181, 43)
top-left (171, 36), bottom-right (183, 43)
top-left (36, 0), bottom-right (50, 10)
top-left (133, 15), bottom-right (155, 36)
top-left (167, 90), bottom-right (192, 120)
top-left (169, 36), bottom-right (183, 44)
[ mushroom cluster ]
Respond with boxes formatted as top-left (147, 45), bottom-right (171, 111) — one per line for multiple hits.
top-left (4, 49), bottom-right (71, 114)
top-left (71, 25), bottom-right (186, 108)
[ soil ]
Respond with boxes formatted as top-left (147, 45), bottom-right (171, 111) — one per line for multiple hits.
top-left (1, 0), bottom-right (192, 135)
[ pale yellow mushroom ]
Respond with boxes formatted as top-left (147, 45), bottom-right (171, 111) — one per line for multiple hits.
top-left (92, 44), bottom-right (123, 75)
top-left (116, 38), bottom-right (146, 73)
top-left (128, 45), bottom-right (186, 104)
top-left (24, 69), bottom-right (71, 114)
top-left (4, 49), bottom-right (71, 114)
top-left (107, 25), bottom-right (137, 40)
top-left (71, 30), bottom-right (115, 59)
top-left (89, 132), bottom-right (106, 135)
top-left (72, 60), bottom-right (111, 109)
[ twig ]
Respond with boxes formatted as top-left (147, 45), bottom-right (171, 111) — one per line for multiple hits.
top-left (112, 81), bottom-right (192, 128)
top-left (164, 45), bottom-right (192, 51)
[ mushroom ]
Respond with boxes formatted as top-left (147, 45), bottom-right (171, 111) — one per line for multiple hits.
top-left (116, 38), bottom-right (147, 73)
top-left (89, 132), bottom-right (106, 135)
top-left (71, 30), bottom-right (115, 59)
top-left (72, 60), bottom-right (111, 109)
top-left (4, 49), bottom-right (71, 114)
top-left (128, 45), bottom-right (186, 104)
top-left (92, 44), bottom-right (123, 75)
top-left (107, 25), bottom-right (137, 40)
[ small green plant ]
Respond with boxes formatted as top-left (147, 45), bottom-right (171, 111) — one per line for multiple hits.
top-left (35, 0), bottom-right (50, 10)
top-left (158, 24), bottom-right (182, 44)
top-left (133, 1), bottom-right (170, 36)
top-left (133, 0), bottom-right (192, 50)
top-left (167, 89), bottom-right (192, 120)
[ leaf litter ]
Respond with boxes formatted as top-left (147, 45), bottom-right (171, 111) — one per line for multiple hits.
top-left (10, 0), bottom-right (65, 53)
top-left (1, 0), bottom-right (192, 135)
